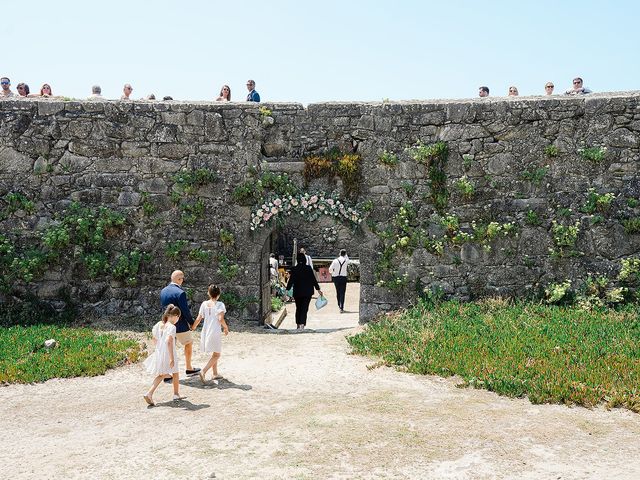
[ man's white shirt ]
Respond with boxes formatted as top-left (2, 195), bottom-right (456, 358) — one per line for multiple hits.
top-left (329, 255), bottom-right (349, 277)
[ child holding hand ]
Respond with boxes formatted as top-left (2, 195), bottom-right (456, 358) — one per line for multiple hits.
top-left (143, 304), bottom-right (185, 405)
top-left (191, 284), bottom-right (229, 382)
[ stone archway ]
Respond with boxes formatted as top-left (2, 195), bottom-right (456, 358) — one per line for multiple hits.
top-left (250, 214), bottom-right (376, 327)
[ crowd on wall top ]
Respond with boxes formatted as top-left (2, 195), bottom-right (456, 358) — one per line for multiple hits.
top-left (0, 75), bottom-right (595, 102)
top-left (478, 76), bottom-right (593, 98)
top-left (0, 78), bottom-right (261, 102)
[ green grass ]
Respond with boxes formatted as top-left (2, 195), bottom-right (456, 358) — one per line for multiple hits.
top-left (348, 299), bottom-right (640, 412)
top-left (0, 325), bottom-right (141, 384)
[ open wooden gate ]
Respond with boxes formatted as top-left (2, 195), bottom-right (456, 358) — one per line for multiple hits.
top-left (259, 231), bottom-right (273, 326)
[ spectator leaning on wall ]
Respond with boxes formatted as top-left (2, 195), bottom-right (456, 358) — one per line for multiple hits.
top-left (565, 77), bottom-right (592, 95)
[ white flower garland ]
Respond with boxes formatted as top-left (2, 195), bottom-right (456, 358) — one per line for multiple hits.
top-left (250, 192), bottom-right (363, 231)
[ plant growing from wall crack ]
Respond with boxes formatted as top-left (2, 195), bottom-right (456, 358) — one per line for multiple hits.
top-left (407, 141), bottom-right (449, 213)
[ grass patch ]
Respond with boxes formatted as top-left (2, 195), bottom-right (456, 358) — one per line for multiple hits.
top-left (348, 299), bottom-right (640, 412)
top-left (0, 325), bottom-right (141, 384)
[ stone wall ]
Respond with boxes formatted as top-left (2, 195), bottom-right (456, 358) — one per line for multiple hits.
top-left (1, 92), bottom-right (639, 322)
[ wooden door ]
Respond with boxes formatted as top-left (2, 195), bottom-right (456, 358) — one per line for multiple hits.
top-left (259, 232), bottom-right (272, 326)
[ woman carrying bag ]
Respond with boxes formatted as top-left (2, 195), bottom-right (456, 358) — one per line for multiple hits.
top-left (286, 253), bottom-right (323, 330)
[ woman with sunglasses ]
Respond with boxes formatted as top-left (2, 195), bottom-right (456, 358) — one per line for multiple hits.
top-left (16, 83), bottom-right (30, 97)
top-left (544, 82), bottom-right (554, 95)
top-left (508, 86), bottom-right (519, 96)
top-left (29, 83), bottom-right (54, 97)
top-left (216, 85), bottom-right (231, 102)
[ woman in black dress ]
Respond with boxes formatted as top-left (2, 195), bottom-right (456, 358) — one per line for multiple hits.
top-left (286, 253), bottom-right (323, 330)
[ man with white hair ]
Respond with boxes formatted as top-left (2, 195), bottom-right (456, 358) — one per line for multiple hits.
top-left (160, 270), bottom-right (200, 378)
top-left (121, 83), bottom-right (133, 100)
top-left (88, 85), bottom-right (104, 99)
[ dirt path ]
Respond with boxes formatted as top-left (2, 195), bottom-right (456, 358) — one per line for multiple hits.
top-left (2, 284), bottom-right (639, 479)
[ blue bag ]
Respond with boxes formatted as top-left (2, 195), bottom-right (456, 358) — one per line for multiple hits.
top-left (315, 295), bottom-right (328, 310)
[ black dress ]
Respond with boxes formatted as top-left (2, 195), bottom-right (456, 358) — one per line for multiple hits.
top-left (286, 264), bottom-right (321, 326)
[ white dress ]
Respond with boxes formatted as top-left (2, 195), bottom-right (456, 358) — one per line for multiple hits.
top-left (199, 301), bottom-right (227, 353)
top-left (143, 321), bottom-right (180, 376)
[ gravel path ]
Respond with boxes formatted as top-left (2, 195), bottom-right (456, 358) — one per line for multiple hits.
top-left (2, 284), bottom-right (639, 479)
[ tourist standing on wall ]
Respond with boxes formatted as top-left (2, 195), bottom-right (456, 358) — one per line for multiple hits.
top-left (217, 85), bottom-right (231, 101)
top-left (246, 79), bottom-right (260, 102)
top-left (160, 270), bottom-right (201, 378)
top-left (88, 85), bottom-right (104, 99)
top-left (565, 77), bottom-right (592, 95)
top-left (16, 83), bottom-right (30, 97)
top-left (286, 254), bottom-right (323, 330)
top-left (121, 83), bottom-right (133, 100)
top-left (329, 249), bottom-right (349, 313)
top-left (0, 77), bottom-right (14, 97)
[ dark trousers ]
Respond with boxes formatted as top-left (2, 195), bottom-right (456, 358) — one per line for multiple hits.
top-left (333, 276), bottom-right (347, 310)
top-left (294, 296), bottom-right (312, 325)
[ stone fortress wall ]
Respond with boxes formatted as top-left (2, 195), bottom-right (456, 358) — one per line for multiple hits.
top-left (1, 92), bottom-right (639, 322)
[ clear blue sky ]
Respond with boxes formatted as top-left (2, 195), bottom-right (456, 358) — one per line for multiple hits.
top-left (3, 0), bottom-right (638, 103)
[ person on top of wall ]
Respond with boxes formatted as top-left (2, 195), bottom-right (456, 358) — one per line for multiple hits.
top-left (0, 77), bottom-right (15, 97)
top-left (121, 83), bottom-right (133, 100)
top-left (29, 83), bottom-right (53, 98)
top-left (88, 85), bottom-right (104, 99)
top-left (565, 77), bottom-right (592, 95)
top-left (217, 85), bottom-right (231, 102)
top-left (16, 83), bottom-right (30, 97)
top-left (246, 79), bottom-right (260, 102)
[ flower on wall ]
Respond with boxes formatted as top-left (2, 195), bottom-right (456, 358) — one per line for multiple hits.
top-left (250, 192), bottom-right (364, 230)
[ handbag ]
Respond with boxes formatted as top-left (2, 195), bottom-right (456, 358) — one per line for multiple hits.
top-left (315, 295), bottom-right (328, 310)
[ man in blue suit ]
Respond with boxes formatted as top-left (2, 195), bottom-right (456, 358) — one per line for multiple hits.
top-left (160, 270), bottom-right (200, 376)
top-left (246, 79), bottom-right (260, 102)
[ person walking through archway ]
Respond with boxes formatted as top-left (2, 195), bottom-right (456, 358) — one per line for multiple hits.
top-left (286, 253), bottom-right (323, 330)
top-left (329, 249), bottom-right (349, 313)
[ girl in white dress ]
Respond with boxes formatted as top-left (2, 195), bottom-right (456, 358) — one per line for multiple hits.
top-left (143, 304), bottom-right (185, 405)
top-left (191, 284), bottom-right (229, 383)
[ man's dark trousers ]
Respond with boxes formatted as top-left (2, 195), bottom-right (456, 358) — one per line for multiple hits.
top-left (333, 276), bottom-right (347, 310)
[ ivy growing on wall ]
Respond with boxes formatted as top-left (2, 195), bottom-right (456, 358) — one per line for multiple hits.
top-left (0, 198), bottom-right (149, 291)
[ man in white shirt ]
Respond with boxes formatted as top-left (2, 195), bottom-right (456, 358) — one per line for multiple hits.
top-left (269, 253), bottom-right (279, 283)
top-left (329, 249), bottom-right (349, 313)
top-left (299, 247), bottom-right (313, 269)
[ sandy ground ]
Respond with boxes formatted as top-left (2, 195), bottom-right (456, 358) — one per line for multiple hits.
top-left (2, 283), bottom-right (640, 480)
